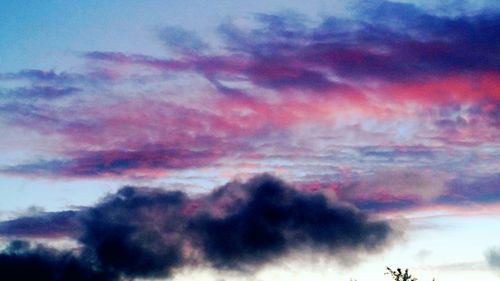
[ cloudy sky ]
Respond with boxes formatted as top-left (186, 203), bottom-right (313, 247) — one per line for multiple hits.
top-left (0, 1), bottom-right (499, 280)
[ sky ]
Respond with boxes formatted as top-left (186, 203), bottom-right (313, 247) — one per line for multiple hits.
top-left (0, 0), bottom-right (499, 280)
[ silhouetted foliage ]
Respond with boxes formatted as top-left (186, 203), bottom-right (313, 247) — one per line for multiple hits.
top-left (385, 267), bottom-right (435, 281)
top-left (386, 267), bottom-right (417, 281)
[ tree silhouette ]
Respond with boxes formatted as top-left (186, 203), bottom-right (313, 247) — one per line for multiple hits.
top-left (350, 267), bottom-right (435, 281)
top-left (385, 267), bottom-right (417, 281)
top-left (385, 267), bottom-right (436, 281)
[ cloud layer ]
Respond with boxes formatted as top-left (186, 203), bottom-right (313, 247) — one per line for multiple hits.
top-left (0, 1), bottom-right (498, 263)
top-left (0, 2), bottom-right (497, 181)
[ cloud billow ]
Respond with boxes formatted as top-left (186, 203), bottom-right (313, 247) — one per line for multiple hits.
top-left (0, 240), bottom-right (114, 281)
top-left (190, 175), bottom-right (391, 269)
top-left (0, 174), bottom-right (394, 280)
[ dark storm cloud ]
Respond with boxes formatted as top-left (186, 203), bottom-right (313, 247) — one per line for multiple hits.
top-left (0, 175), bottom-right (395, 280)
top-left (78, 186), bottom-right (188, 278)
top-left (190, 175), bottom-right (392, 269)
top-left (0, 240), bottom-right (115, 281)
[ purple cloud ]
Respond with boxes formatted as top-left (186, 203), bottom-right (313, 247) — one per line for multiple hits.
top-left (2, 86), bottom-right (81, 100)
